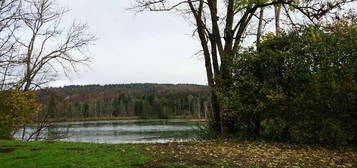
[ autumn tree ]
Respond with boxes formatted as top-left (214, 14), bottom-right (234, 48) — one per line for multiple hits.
top-left (132, 0), bottom-right (355, 135)
top-left (0, 90), bottom-right (40, 139)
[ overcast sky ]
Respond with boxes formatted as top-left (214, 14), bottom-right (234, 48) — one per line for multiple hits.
top-left (49, 1), bottom-right (357, 87)
top-left (51, 0), bottom-right (206, 87)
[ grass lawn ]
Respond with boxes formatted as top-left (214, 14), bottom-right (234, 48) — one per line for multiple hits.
top-left (0, 140), bottom-right (356, 168)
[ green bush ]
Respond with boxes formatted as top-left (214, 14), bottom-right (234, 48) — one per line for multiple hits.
top-left (0, 91), bottom-right (40, 139)
top-left (224, 21), bottom-right (357, 146)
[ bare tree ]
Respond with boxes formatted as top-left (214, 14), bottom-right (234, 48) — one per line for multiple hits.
top-left (0, 0), bottom-right (96, 141)
top-left (13, 0), bottom-right (96, 91)
top-left (132, 0), bottom-right (355, 135)
top-left (0, 0), bottom-right (21, 90)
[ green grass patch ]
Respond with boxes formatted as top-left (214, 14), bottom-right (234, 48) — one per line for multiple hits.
top-left (0, 140), bottom-right (150, 168)
top-left (0, 140), bottom-right (356, 168)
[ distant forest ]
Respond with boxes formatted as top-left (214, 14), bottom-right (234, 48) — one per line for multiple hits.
top-left (38, 84), bottom-right (211, 120)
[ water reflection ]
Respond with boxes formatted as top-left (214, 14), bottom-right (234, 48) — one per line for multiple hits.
top-left (15, 120), bottom-right (200, 144)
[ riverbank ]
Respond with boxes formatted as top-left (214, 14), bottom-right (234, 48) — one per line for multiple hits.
top-left (0, 140), bottom-right (355, 168)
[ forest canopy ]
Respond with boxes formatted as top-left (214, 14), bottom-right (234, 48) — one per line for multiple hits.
top-left (39, 84), bottom-right (211, 120)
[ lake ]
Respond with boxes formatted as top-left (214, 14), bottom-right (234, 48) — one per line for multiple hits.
top-left (15, 119), bottom-right (201, 144)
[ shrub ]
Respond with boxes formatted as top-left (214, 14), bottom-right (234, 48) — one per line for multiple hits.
top-left (0, 91), bottom-right (40, 139)
top-left (224, 21), bottom-right (357, 146)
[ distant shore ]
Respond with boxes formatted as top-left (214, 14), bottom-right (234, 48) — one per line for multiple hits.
top-left (48, 116), bottom-right (207, 123)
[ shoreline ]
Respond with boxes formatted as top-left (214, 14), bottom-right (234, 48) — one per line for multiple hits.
top-left (48, 116), bottom-right (207, 123)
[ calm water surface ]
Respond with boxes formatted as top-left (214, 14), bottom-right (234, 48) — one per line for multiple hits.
top-left (16, 120), bottom-right (200, 144)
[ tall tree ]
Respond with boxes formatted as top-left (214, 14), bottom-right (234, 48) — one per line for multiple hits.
top-left (82, 103), bottom-right (89, 118)
top-left (112, 98), bottom-right (120, 117)
top-left (132, 0), bottom-right (355, 135)
top-left (47, 95), bottom-right (56, 118)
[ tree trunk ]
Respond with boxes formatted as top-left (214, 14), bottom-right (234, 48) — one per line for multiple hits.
top-left (274, 5), bottom-right (281, 35)
top-left (257, 7), bottom-right (264, 49)
top-left (188, 0), bottom-right (222, 135)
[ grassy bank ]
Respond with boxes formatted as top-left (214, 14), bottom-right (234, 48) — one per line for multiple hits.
top-left (0, 140), bottom-right (356, 168)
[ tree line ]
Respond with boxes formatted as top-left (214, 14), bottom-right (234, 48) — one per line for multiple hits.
top-left (41, 84), bottom-right (211, 120)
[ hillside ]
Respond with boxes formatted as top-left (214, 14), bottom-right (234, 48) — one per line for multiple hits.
top-left (38, 84), bottom-right (211, 120)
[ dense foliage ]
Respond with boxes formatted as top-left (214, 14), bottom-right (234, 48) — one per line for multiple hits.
top-left (0, 91), bottom-right (40, 139)
top-left (222, 22), bottom-right (357, 145)
top-left (40, 84), bottom-right (211, 120)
